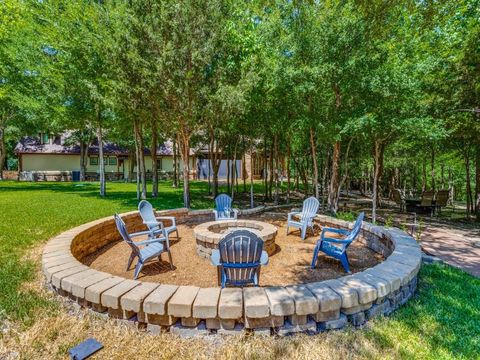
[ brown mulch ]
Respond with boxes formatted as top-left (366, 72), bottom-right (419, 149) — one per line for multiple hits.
top-left (83, 214), bottom-right (384, 287)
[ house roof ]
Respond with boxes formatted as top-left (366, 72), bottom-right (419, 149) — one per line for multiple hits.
top-left (15, 137), bottom-right (192, 156)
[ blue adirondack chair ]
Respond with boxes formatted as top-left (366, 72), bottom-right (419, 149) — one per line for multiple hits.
top-left (210, 230), bottom-right (269, 288)
top-left (286, 197), bottom-right (320, 240)
top-left (114, 214), bottom-right (173, 279)
top-left (213, 193), bottom-right (238, 221)
top-left (138, 200), bottom-right (179, 240)
top-left (311, 212), bottom-right (365, 273)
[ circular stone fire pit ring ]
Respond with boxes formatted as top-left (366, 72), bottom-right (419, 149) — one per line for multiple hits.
top-left (193, 220), bottom-right (278, 258)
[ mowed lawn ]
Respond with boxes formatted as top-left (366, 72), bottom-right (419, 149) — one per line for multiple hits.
top-left (0, 181), bottom-right (479, 359)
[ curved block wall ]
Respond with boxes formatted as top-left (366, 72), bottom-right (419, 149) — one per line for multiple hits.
top-left (42, 207), bottom-right (421, 336)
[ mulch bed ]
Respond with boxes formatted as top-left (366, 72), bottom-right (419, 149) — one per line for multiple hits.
top-left (83, 214), bottom-right (384, 287)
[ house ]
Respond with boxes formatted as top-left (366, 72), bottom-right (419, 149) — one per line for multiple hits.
top-left (15, 133), bottom-right (195, 181)
top-left (14, 132), bottom-right (258, 182)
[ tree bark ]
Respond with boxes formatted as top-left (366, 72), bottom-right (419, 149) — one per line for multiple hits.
top-left (310, 128), bottom-right (319, 199)
top-left (134, 118), bottom-right (147, 200)
top-left (0, 124), bottom-right (6, 180)
top-left (465, 151), bottom-right (473, 216)
top-left (431, 147), bottom-right (436, 191)
top-left (209, 126), bottom-right (222, 197)
top-left (179, 131), bottom-right (191, 208)
top-left (273, 134), bottom-right (279, 205)
top-left (151, 120), bottom-right (159, 198)
top-left (286, 139), bottom-right (291, 204)
top-left (327, 141), bottom-right (341, 214)
top-left (372, 139), bottom-right (385, 224)
top-left (79, 140), bottom-right (88, 181)
top-left (422, 157), bottom-right (427, 192)
top-left (337, 137), bottom-right (353, 204)
top-left (250, 143), bottom-right (255, 208)
top-left (269, 139), bottom-right (274, 200)
top-left (97, 122), bottom-right (106, 197)
top-left (172, 137), bottom-right (178, 188)
top-left (231, 140), bottom-right (238, 200)
top-left (475, 147), bottom-right (480, 221)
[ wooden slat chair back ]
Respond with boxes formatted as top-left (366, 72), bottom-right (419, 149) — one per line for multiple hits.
top-left (436, 190), bottom-right (449, 207)
top-left (420, 191), bottom-right (435, 207)
top-left (218, 230), bottom-right (265, 287)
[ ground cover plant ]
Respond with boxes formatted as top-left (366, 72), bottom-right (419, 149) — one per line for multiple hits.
top-left (1, 181), bottom-right (479, 359)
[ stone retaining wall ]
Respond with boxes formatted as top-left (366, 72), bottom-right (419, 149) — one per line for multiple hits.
top-left (42, 207), bottom-right (422, 336)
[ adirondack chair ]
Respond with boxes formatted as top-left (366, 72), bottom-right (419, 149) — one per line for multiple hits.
top-left (419, 190), bottom-right (436, 216)
top-left (435, 189), bottom-right (450, 214)
top-left (114, 214), bottom-right (173, 279)
top-left (210, 230), bottom-right (269, 288)
top-left (311, 212), bottom-right (364, 273)
top-left (213, 193), bottom-right (238, 221)
top-left (138, 200), bottom-right (179, 240)
top-left (286, 197), bottom-right (320, 240)
top-left (392, 189), bottom-right (405, 212)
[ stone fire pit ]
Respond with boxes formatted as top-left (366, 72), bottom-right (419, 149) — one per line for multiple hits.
top-left (193, 219), bottom-right (278, 258)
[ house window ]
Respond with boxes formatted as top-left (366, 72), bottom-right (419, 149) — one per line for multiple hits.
top-left (90, 157), bottom-right (98, 166)
top-left (109, 157), bottom-right (117, 166)
top-left (156, 158), bottom-right (162, 170)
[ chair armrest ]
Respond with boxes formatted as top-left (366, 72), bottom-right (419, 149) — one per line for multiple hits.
top-left (136, 237), bottom-right (166, 246)
top-left (211, 250), bottom-right (221, 266)
top-left (143, 220), bottom-right (159, 226)
top-left (322, 227), bottom-right (349, 236)
top-left (288, 211), bottom-right (301, 221)
top-left (156, 216), bottom-right (176, 227)
top-left (213, 210), bottom-right (219, 221)
top-left (129, 230), bottom-right (152, 238)
top-left (260, 251), bottom-right (269, 265)
top-left (322, 237), bottom-right (352, 244)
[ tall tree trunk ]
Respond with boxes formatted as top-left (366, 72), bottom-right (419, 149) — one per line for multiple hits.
top-left (179, 131), bottom-right (191, 208)
top-left (475, 147), bottom-right (480, 221)
top-left (310, 128), bottom-right (319, 199)
top-left (431, 147), bottom-right (436, 191)
top-left (422, 157), bottom-right (427, 192)
top-left (465, 151), bottom-right (472, 216)
top-left (79, 140), bottom-right (88, 181)
top-left (151, 120), bottom-right (159, 198)
top-left (231, 140), bottom-right (238, 199)
top-left (134, 119), bottom-right (147, 200)
top-left (286, 140), bottom-right (291, 204)
top-left (263, 137), bottom-right (268, 202)
top-left (337, 137), bottom-right (353, 204)
top-left (250, 145), bottom-right (255, 208)
top-left (172, 137), bottom-right (178, 188)
top-left (209, 126), bottom-right (222, 197)
top-left (269, 140), bottom-right (274, 200)
top-left (327, 141), bottom-right (341, 214)
top-left (97, 121), bottom-right (106, 197)
top-left (273, 134), bottom-right (279, 205)
top-left (372, 140), bottom-right (385, 224)
top-left (129, 149), bottom-right (135, 181)
top-left (440, 162), bottom-right (445, 189)
top-left (226, 158), bottom-right (230, 194)
top-left (0, 124), bottom-right (6, 180)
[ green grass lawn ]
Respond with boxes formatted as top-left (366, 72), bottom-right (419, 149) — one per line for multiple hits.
top-left (0, 181), bottom-right (479, 359)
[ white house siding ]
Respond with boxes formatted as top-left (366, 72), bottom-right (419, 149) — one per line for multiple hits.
top-left (22, 154), bottom-right (80, 171)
